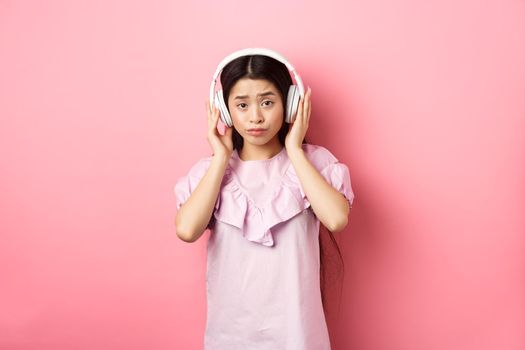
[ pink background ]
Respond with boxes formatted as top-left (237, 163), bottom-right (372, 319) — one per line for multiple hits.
top-left (1, 0), bottom-right (524, 349)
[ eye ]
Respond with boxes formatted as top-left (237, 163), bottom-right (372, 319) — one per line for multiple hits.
top-left (237, 103), bottom-right (247, 109)
top-left (262, 100), bottom-right (273, 107)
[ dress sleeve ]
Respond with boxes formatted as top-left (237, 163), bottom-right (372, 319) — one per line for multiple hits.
top-left (320, 161), bottom-right (355, 208)
top-left (174, 157), bottom-right (219, 229)
top-left (307, 144), bottom-right (355, 208)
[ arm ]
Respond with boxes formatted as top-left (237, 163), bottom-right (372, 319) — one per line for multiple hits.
top-left (288, 148), bottom-right (350, 233)
top-left (175, 153), bottom-right (230, 242)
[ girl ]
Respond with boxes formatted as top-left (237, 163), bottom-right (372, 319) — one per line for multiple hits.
top-left (174, 48), bottom-right (355, 350)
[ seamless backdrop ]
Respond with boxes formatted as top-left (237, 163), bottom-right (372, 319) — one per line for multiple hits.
top-left (1, 1), bottom-right (524, 349)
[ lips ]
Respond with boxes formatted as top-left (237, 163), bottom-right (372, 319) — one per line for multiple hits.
top-left (247, 128), bottom-right (266, 136)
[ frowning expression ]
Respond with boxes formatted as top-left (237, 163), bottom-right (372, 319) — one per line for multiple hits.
top-left (227, 78), bottom-right (284, 146)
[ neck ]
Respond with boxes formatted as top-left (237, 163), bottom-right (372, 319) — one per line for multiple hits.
top-left (239, 141), bottom-right (283, 161)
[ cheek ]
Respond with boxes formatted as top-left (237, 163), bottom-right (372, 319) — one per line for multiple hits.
top-left (274, 102), bottom-right (284, 114)
top-left (230, 112), bottom-right (245, 130)
top-left (270, 105), bottom-right (285, 121)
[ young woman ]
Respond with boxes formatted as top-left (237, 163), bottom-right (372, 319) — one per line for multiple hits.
top-left (174, 48), bottom-right (355, 350)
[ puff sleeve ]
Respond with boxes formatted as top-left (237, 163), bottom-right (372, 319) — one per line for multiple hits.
top-left (320, 161), bottom-right (355, 208)
top-left (306, 145), bottom-right (355, 208)
top-left (174, 157), bottom-right (220, 229)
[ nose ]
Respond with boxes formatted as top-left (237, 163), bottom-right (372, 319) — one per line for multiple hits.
top-left (249, 106), bottom-right (263, 124)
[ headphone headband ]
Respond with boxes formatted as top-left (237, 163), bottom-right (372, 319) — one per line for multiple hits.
top-left (209, 48), bottom-right (305, 107)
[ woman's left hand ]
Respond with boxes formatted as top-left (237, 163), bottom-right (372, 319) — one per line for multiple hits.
top-left (285, 86), bottom-right (312, 153)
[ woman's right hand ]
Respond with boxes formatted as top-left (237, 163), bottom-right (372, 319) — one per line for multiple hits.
top-left (206, 99), bottom-right (233, 158)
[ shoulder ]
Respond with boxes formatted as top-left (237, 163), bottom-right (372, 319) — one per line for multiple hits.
top-left (176, 154), bottom-right (216, 182)
top-left (300, 143), bottom-right (340, 170)
top-left (174, 154), bottom-right (214, 195)
top-left (188, 154), bottom-right (214, 174)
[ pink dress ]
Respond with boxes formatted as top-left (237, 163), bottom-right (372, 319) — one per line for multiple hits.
top-left (174, 143), bottom-right (355, 350)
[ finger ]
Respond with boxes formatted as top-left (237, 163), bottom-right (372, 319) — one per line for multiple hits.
top-left (207, 99), bottom-right (213, 117)
top-left (210, 102), bottom-right (218, 117)
top-left (208, 102), bottom-right (219, 132)
top-left (221, 124), bottom-right (233, 139)
top-left (211, 106), bottom-right (218, 122)
top-left (207, 103), bottom-right (212, 128)
top-left (304, 88), bottom-right (311, 118)
top-left (213, 107), bottom-right (221, 130)
top-left (299, 96), bottom-right (306, 124)
top-left (305, 94), bottom-right (311, 121)
top-left (214, 106), bottom-right (220, 122)
top-left (207, 100), bottom-right (213, 123)
top-left (207, 101), bottom-right (213, 127)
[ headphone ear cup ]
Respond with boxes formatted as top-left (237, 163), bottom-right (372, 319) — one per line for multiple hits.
top-left (286, 85), bottom-right (300, 123)
top-left (215, 90), bottom-right (232, 127)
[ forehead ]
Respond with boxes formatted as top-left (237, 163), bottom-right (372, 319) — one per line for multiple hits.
top-left (229, 78), bottom-right (278, 97)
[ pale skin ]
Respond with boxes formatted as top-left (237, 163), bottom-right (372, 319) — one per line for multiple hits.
top-left (175, 78), bottom-right (350, 242)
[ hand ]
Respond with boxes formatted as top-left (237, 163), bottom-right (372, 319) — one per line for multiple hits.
top-left (206, 99), bottom-right (233, 158)
top-left (285, 86), bottom-right (312, 153)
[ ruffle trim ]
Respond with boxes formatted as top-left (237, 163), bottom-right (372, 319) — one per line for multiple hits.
top-left (175, 145), bottom-right (355, 246)
top-left (213, 164), bottom-right (310, 247)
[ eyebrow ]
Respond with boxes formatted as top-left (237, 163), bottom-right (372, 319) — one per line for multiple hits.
top-left (233, 91), bottom-right (276, 100)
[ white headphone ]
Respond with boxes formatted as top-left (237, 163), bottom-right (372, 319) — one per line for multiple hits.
top-left (209, 48), bottom-right (305, 127)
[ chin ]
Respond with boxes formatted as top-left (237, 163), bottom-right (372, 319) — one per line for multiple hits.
top-left (244, 137), bottom-right (271, 145)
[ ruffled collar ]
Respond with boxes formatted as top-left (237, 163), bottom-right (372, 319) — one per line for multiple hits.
top-left (212, 147), bottom-right (310, 247)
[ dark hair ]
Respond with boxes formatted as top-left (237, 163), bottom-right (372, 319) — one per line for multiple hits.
top-left (219, 54), bottom-right (345, 323)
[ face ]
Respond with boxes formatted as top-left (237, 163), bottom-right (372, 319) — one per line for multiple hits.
top-left (227, 78), bottom-right (284, 149)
